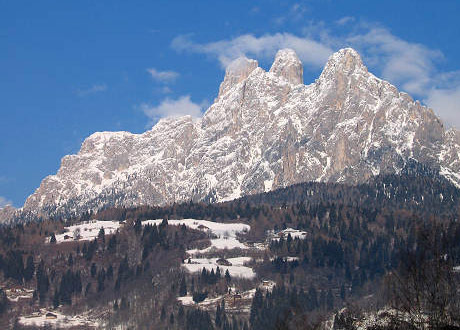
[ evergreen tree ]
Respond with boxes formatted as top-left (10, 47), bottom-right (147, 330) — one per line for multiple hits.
top-left (178, 305), bottom-right (185, 325)
top-left (320, 290), bottom-right (326, 310)
top-left (24, 255), bottom-right (35, 282)
top-left (225, 269), bottom-right (231, 283)
top-left (307, 285), bottom-right (318, 311)
top-left (107, 235), bottom-right (117, 253)
top-left (134, 219), bottom-right (142, 235)
top-left (97, 269), bottom-right (106, 292)
top-left (90, 263), bottom-right (97, 277)
top-left (98, 227), bottom-right (105, 244)
top-left (0, 288), bottom-right (7, 314)
top-left (4, 250), bottom-right (24, 282)
top-left (215, 304), bottom-right (222, 327)
top-left (53, 290), bottom-right (60, 308)
top-left (85, 282), bottom-right (92, 296)
top-left (120, 296), bottom-right (129, 310)
top-left (179, 275), bottom-right (187, 296)
top-left (326, 289), bottom-right (334, 311)
top-left (340, 283), bottom-right (346, 300)
top-left (185, 309), bottom-right (214, 330)
top-left (36, 261), bottom-right (49, 302)
top-left (107, 264), bottom-right (114, 280)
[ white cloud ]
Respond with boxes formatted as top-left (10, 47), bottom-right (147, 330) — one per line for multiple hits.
top-left (344, 27), bottom-right (460, 128)
top-left (346, 27), bottom-right (442, 96)
top-left (336, 16), bottom-right (355, 26)
top-left (147, 68), bottom-right (179, 83)
top-left (141, 95), bottom-right (204, 126)
top-left (157, 86), bottom-right (173, 94)
top-left (272, 3), bottom-right (309, 26)
top-left (171, 23), bottom-right (460, 129)
top-left (425, 86), bottom-right (460, 129)
top-left (76, 84), bottom-right (107, 96)
top-left (0, 196), bottom-right (12, 209)
top-left (171, 33), bottom-right (333, 69)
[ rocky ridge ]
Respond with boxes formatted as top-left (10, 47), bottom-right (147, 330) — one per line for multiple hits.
top-left (4, 47), bottom-right (460, 221)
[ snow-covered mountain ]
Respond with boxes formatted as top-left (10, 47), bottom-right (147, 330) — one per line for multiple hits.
top-left (6, 47), bottom-right (460, 221)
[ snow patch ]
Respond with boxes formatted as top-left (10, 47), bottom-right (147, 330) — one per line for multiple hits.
top-left (48, 220), bottom-right (121, 244)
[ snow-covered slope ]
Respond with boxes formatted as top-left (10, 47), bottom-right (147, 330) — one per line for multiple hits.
top-left (8, 48), bottom-right (460, 221)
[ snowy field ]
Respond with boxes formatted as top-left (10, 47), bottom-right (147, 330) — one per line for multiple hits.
top-left (6, 288), bottom-right (34, 302)
top-left (142, 219), bottom-right (256, 279)
top-left (142, 219), bottom-right (250, 254)
top-left (18, 309), bottom-right (97, 328)
top-left (178, 287), bottom-right (258, 312)
top-left (183, 256), bottom-right (255, 279)
top-left (143, 219), bottom-right (259, 280)
top-left (271, 228), bottom-right (308, 241)
top-left (49, 220), bottom-right (121, 244)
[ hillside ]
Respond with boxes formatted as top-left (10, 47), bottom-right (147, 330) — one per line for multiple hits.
top-left (3, 47), bottom-right (459, 223)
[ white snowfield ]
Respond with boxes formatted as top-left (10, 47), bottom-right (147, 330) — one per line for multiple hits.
top-left (178, 287), bottom-right (257, 311)
top-left (184, 257), bottom-right (255, 279)
top-left (6, 288), bottom-right (34, 302)
top-left (143, 219), bottom-right (255, 279)
top-left (271, 228), bottom-right (308, 241)
top-left (18, 309), bottom-right (97, 328)
top-left (142, 219), bottom-right (250, 253)
top-left (178, 293), bottom-right (227, 308)
top-left (48, 220), bottom-right (121, 244)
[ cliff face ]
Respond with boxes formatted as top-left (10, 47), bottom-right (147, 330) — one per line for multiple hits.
top-left (12, 48), bottom-right (460, 220)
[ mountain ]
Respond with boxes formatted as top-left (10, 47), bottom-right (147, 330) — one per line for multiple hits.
top-left (6, 48), bottom-right (460, 221)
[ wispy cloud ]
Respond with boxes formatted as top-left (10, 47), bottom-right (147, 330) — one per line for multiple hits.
top-left (0, 196), bottom-right (12, 208)
top-left (346, 27), bottom-right (442, 96)
top-left (76, 84), bottom-right (107, 97)
top-left (156, 86), bottom-right (173, 94)
top-left (425, 81), bottom-right (460, 129)
top-left (273, 3), bottom-right (309, 26)
top-left (141, 95), bottom-right (205, 126)
top-left (171, 33), bottom-right (333, 69)
top-left (171, 22), bottom-right (460, 129)
top-left (336, 16), bottom-right (355, 26)
top-left (146, 68), bottom-right (180, 83)
top-left (343, 26), bottom-right (459, 127)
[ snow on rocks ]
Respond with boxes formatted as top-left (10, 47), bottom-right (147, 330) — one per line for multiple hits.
top-left (15, 47), bottom-right (460, 226)
top-left (48, 220), bottom-right (121, 244)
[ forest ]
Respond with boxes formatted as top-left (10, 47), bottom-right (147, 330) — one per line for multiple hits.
top-left (0, 161), bottom-right (459, 329)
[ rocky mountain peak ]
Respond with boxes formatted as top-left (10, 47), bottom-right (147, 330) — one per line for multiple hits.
top-left (320, 47), bottom-right (367, 80)
top-left (269, 48), bottom-right (303, 85)
top-left (4, 47), bottom-right (460, 223)
top-left (217, 56), bottom-right (259, 99)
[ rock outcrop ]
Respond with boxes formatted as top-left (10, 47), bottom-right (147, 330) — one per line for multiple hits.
top-left (5, 47), bottom-right (460, 221)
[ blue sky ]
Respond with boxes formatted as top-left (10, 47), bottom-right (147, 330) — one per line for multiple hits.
top-left (1, 0), bottom-right (460, 207)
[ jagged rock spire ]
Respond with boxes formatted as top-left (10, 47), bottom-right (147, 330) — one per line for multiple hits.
top-left (217, 57), bottom-right (258, 98)
top-left (320, 47), bottom-right (367, 79)
top-left (269, 48), bottom-right (303, 85)
top-left (6, 46), bottom-right (459, 224)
